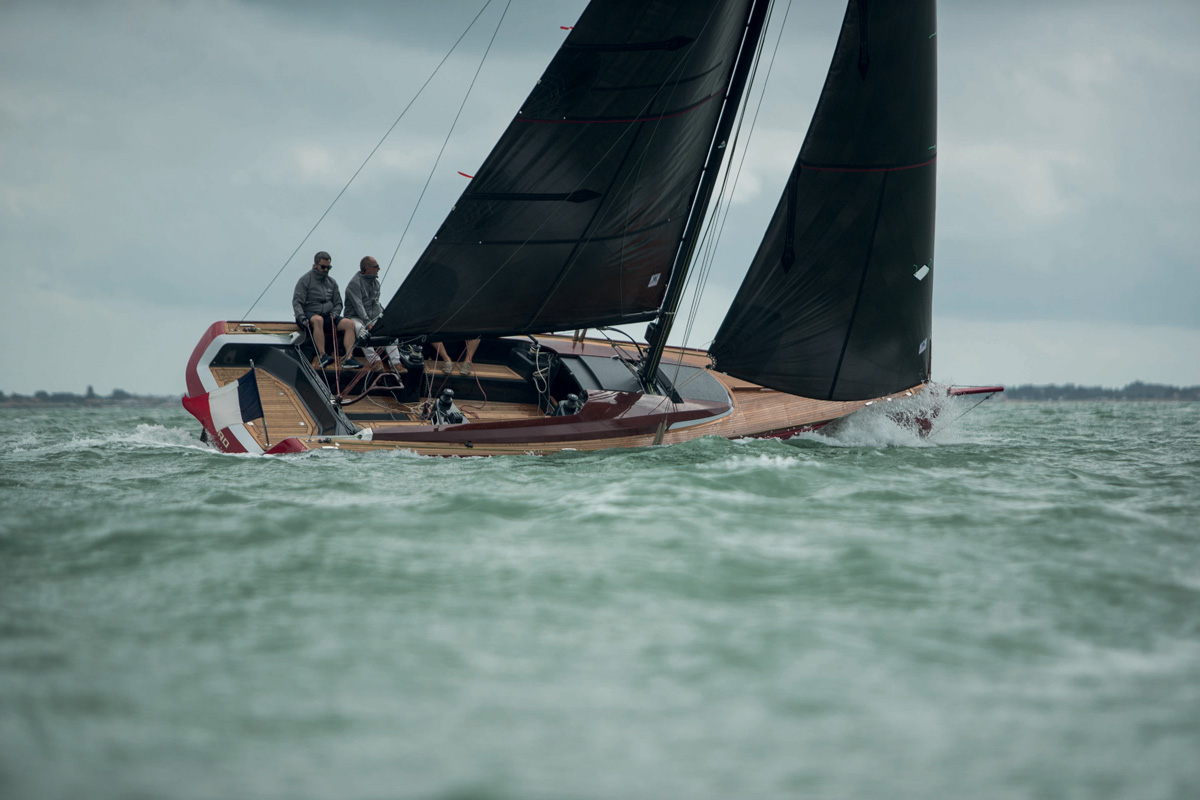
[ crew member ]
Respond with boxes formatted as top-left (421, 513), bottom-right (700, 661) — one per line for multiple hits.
top-left (292, 251), bottom-right (357, 368)
top-left (345, 256), bottom-right (403, 370)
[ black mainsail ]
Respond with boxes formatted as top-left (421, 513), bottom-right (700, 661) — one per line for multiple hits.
top-left (710, 0), bottom-right (937, 401)
top-left (377, 0), bottom-right (761, 341)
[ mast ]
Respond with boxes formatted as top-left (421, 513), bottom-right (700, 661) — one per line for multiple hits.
top-left (638, 0), bottom-right (770, 389)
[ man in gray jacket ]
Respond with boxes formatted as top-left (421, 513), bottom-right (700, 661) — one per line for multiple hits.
top-left (345, 255), bottom-right (403, 369)
top-left (292, 251), bottom-right (358, 368)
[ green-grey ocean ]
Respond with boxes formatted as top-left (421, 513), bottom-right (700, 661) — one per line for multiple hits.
top-left (2, 400), bottom-right (1198, 799)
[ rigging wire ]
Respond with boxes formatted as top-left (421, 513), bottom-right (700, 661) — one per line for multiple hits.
top-left (593, 327), bottom-right (645, 361)
top-left (674, 0), bottom-right (793, 371)
top-left (588, 2), bottom-right (729, 329)
top-left (381, 0), bottom-right (513, 290)
top-left (239, 0), bottom-right (499, 321)
top-left (648, 0), bottom-right (780, 387)
top-left (417, 4), bottom-right (730, 339)
top-left (532, 0), bottom-right (758, 373)
top-left (666, 14), bottom-right (771, 380)
top-left (929, 391), bottom-right (998, 438)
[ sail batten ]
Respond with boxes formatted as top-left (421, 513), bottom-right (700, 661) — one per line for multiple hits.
top-left (711, 0), bottom-right (937, 401)
top-left (563, 35), bottom-right (695, 52)
top-left (516, 88), bottom-right (725, 124)
top-left (453, 218), bottom-right (674, 247)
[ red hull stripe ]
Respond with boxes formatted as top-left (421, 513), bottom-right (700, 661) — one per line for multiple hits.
top-left (266, 438), bottom-right (307, 454)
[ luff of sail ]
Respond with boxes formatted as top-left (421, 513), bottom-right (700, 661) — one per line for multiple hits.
top-left (711, 0), bottom-right (937, 401)
top-left (375, 0), bottom-right (758, 342)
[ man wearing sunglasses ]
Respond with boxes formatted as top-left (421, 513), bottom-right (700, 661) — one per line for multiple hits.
top-left (292, 251), bottom-right (358, 369)
top-left (345, 255), bottom-right (404, 370)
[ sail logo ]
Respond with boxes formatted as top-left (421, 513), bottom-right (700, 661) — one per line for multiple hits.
top-left (913, 263), bottom-right (930, 281)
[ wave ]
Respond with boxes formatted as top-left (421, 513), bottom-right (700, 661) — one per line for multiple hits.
top-left (0, 384), bottom-right (995, 465)
top-left (788, 385), bottom-right (986, 449)
top-left (8, 423), bottom-right (212, 457)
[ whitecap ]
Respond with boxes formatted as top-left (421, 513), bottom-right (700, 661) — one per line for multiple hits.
top-left (795, 385), bottom-right (991, 448)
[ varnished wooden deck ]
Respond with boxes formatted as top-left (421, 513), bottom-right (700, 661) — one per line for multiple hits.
top-left (419, 361), bottom-right (522, 382)
top-left (206, 331), bottom-right (922, 456)
top-left (212, 367), bottom-right (317, 442)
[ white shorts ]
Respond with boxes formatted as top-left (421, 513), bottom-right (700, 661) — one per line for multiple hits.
top-left (352, 320), bottom-right (402, 365)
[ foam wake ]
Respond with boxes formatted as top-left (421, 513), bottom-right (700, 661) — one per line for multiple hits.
top-left (9, 424), bottom-right (209, 456)
top-left (793, 384), bottom-right (977, 448)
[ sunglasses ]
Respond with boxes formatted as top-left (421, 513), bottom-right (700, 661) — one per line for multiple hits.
top-left (316, 264), bottom-right (331, 271)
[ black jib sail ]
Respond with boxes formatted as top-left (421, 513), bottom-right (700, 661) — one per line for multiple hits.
top-left (377, 0), bottom-right (760, 341)
top-left (710, 0), bottom-right (937, 401)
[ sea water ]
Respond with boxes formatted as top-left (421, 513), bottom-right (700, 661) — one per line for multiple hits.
top-left (1, 398), bottom-right (1198, 799)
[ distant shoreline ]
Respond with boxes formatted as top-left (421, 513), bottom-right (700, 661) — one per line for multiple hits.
top-left (0, 390), bottom-right (177, 408)
top-left (0, 399), bottom-right (178, 408)
top-left (999, 382), bottom-right (1199, 401)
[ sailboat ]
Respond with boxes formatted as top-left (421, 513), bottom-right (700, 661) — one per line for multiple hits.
top-left (183, 0), bottom-right (1001, 456)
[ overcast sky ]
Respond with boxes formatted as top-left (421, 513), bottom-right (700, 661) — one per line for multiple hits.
top-left (1, 0), bottom-right (1197, 395)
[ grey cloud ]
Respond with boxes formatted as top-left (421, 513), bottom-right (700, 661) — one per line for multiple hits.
top-left (0, 0), bottom-right (1196, 394)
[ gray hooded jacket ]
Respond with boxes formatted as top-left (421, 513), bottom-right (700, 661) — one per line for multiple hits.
top-left (292, 269), bottom-right (342, 319)
top-left (344, 271), bottom-right (383, 323)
